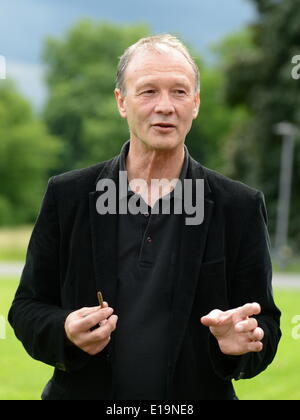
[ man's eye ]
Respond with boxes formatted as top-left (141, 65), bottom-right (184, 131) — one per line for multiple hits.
top-left (174, 90), bottom-right (187, 95)
top-left (141, 90), bottom-right (156, 95)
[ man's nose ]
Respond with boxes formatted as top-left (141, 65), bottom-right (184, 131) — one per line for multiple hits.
top-left (154, 93), bottom-right (175, 114)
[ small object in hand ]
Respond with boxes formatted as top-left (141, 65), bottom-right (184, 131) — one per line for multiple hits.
top-left (89, 291), bottom-right (105, 332)
top-left (97, 291), bottom-right (104, 308)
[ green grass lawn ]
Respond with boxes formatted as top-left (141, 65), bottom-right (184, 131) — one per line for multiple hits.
top-left (0, 278), bottom-right (299, 400)
top-left (0, 278), bottom-right (53, 400)
top-left (234, 288), bottom-right (300, 400)
top-left (0, 227), bottom-right (32, 261)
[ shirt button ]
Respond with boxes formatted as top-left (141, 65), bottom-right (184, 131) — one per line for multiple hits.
top-left (55, 362), bottom-right (67, 372)
top-left (147, 236), bottom-right (152, 243)
top-left (237, 372), bottom-right (246, 380)
top-left (144, 212), bottom-right (150, 217)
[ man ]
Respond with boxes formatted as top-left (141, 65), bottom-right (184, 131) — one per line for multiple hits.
top-left (9, 34), bottom-right (281, 400)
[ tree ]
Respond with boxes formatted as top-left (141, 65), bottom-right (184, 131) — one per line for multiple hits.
top-left (216, 0), bottom-right (300, 250)
top-left (187, 57), bottom-right (245, 172)
top-left (0, 81), bottom-right (61, 225)
top-left (43, 21), bottom-right (150, 171)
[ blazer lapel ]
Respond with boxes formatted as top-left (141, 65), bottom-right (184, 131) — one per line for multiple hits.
top-left (89, 156), bottom-right (119, 307)
top-left (167, 159), bottom-right (215, 391)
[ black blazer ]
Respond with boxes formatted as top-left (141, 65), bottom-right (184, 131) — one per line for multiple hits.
top-left (8, 150), bottom-right (281, 400)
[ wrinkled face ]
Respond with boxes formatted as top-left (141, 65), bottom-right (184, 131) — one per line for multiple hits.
top-left (115, 47), bottom-right (200, 151)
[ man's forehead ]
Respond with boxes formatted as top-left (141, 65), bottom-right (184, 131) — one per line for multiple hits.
top-left (125, 48), bottom-right (195, 84)
top-left (128, 48), bottom-right (192, 69)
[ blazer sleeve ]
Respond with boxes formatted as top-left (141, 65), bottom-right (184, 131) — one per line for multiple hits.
top-left (8, 177), bottom-right (90, 372)
top-left (209, 190), bottom-right (282, 381)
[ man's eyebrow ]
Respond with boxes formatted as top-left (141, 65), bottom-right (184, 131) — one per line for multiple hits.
top-left (135, 82), bottom-right (156, 90)
top-left (135, 79), bottom-right (191, 90)
top-left (173, 82), bottom-right (191, 90)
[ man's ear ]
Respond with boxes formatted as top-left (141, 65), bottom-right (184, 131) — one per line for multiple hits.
top-left (114, 88), bottom-right (127, 119)
top-left (193, 92), bottom-right (201, 119)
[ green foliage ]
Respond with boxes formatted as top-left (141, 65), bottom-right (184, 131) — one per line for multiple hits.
top-left (188, 60), bottom-right (245, 171)
top-left (214, 0), bottom-right (300, 250)
top-left (0, 81), bottom-right (61, 225)
top-left (43, 21), bottom-right (150, 170)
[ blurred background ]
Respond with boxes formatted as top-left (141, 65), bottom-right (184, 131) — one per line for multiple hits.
top-left (0, 0), bottom-right (299, 400)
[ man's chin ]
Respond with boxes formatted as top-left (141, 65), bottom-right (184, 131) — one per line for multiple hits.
top-left (139, 136), bottom-right (183, 151)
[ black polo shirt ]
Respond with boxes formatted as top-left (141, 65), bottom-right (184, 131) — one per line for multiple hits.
top-left (112, 141), bottom-right (189, 400)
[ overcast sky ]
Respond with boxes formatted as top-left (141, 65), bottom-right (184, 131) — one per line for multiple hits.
top-left (0, 0), bottom-right (256, 109)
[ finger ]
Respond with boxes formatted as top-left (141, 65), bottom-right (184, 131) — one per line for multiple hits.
top-left (201, 308), bottom-right (236, 327)
top-left (108, 314), bottom-right (118, 331)
top-left (201, 310), bottom-right (224, 327)
top-left (79, 307), bottom-right (114, 331)
top-left (234, 303), bottom-right (261, 322)
top-left (77, 302), bottom-right (109, 318)
top-left (250, 327), bottom-right (264, 342)
top-left (235, 318), bottom-right (258, 333)
top-left (83, 336), bottom-right (111, 356)
top-left (91, 309), bottom-right (112, 329)
top-left (77, 306), bottom-right (101, 318)
top-left (98, 302), bottom-right (109, 318)
top-left (246, 340), bottom-right (263, 353)
top-left (104, 314), bottom-right (118, 334)
top-left (90, 315), bottom-right (118, 342)
top-left (100, 319), bottom-right (108, 327)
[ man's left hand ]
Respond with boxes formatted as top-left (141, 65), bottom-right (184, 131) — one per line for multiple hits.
top-left (200, 303), bottom-right (264, 356)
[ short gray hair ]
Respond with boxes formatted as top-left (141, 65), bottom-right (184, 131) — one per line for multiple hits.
top-left (116, 34), bottom-right (200, 95)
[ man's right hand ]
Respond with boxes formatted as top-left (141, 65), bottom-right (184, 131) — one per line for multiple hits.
top-left (64, 302), bottom-right (118, 355)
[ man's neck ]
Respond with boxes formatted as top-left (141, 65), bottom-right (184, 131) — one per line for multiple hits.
top-left (124, 138), bottom-right (185, 207)
top-left (125, 139), bottom-right (185, 184)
